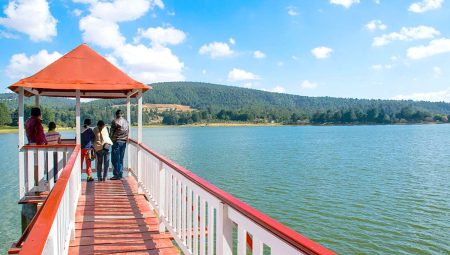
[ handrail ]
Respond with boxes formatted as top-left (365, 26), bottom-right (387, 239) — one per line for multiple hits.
top-left (19, 145), bottom-right (80, 254)
top-left (22, 144), bottom-right (77, 149)
top-left (129, 138), bottom-right (334, 255)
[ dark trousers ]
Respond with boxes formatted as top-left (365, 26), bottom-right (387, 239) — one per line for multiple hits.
top-left (96, 149), bottom-right (109, 180)
top-left (112, 141), bottom-right (127, 178)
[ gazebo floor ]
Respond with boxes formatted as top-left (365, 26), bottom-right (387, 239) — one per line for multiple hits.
top-left (69, 176), bottom-right (180, 255)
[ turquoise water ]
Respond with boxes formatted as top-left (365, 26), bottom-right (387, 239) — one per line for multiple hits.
top-left (1, 126), bottom-right (449, 254)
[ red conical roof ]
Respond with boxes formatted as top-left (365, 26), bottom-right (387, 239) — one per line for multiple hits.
top-left (8, 44), bottom-right (150, 98)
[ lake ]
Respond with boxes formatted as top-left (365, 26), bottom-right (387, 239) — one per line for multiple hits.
top-left (1, 125), bottom-right (449, 254)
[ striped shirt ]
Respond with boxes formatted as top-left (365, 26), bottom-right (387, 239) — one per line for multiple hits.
top-left (46, 131), bottom-right (61, 145)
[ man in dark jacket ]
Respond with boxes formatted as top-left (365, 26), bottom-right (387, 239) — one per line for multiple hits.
top-left (110, 109), bottom-right (129, 180)
top-left (25, 107), bottom-right (47, 145)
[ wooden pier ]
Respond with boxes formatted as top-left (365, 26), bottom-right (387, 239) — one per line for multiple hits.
top-left (69, 177), bottom-right (179, 255)
top-left (7, 43), bottom-right (335, 255)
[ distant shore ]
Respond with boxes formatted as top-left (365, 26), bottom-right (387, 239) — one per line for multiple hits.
top-left (1, 121), bottom-right (447, 134)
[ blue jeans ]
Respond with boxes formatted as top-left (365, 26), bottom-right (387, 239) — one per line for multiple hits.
top-left (96, 149), bottom-right (109, 180)
top-left (112, 141), bottom-right (127, 178)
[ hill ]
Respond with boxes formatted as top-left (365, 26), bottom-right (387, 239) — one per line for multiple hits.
top-left (1, 81), bottom-right (450, 126)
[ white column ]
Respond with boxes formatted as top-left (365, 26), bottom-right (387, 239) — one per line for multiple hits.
top-left (35, 94), bottom-right (40, 107)
top-left (75, 90), bottom-right (81, 144)
top-left (18, 87), bottom-right (25, 199)
top-left (19, 88), bottom-right (25, 147)
top-left (137, 90), bottom-right (143, 193)
top-left (127, 96), bottom-right (131, 172)
top-left (137, 90), bottom-right (143, 143)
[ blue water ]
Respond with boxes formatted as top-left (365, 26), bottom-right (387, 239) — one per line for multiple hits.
top-left (1, 125), bottom-right (449, 254)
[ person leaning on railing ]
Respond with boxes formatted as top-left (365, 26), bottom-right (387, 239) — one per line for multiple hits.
top-left (81, 119), bottom-right (95, 182)
top-left (25, 107), bottom-right (47, 145)
top-left (93, 120), bottom-right (113, 182)
top-left (45, 122), bottom-right (61, 182)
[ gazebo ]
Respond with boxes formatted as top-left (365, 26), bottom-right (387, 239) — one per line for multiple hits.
top-left (8, 43), bottom-right (149, 147)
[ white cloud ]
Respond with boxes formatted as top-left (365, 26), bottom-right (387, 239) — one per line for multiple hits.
top-left (85, 0), bottom-right (153, 22)
top-left (374, 0), bottom-right (381, 4)
top-left (407, 38), bottom-right (450, 59)
top-left (373, 26), bottom-right (440, 47)
top-left (393, 89), bottom-right (450, 102)
top-left (0, 30), bottom-right (18, 39)
top-left (277, 61), bottom-right (284, 67)
top-left (409, 0), bottom-right (443, 13)
top-left (433, 66), bottom-right (442, 77)
top-left (301, 80), bottom-right (319, 89)
top-left (5, 49), bottom-right (62, 79)
top-left (75, 0), bottom-right (185, 83)
top-left (365, 20), bottom-right (387, 31)
top-left (202, 69), bottom-right (206, 75)
top-left (330, 0), bottom-right (360, 8)
top-left (199, 42), bottom-right (234, 58)
top-left (228, 68), bottom-right (259, 81)
top-left (253, 50), bottom-right (266, 59)
top-left (311, 46), bottom-right (333, 59)
top-left (72, 9), bottom-right (83, 17)
top-left (271, 86), bottom-right (286, 93)
top-left (114, 44), bottom-right (184, 82)
top-left (135, 26), bottom-right (186, 45)
top-left (287, 6), bottom-right (298, 16)
top-left (229, 37), bottom-right (236, 45)
top-left (79, 16), bottom-right (125, 49)
top-left (0, 0), bottom-right (57, 42)
top-left (371, 64), bottom-right (392, 70)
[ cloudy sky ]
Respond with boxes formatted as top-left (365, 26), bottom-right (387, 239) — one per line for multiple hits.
top-left (0, 0), bottom-right (449, 101)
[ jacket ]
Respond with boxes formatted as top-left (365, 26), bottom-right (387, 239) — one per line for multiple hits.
top-left (93, 126), bottom-right (113, 152)
top-left (110, 117), bottom-right (129, 142)
top-left (81, 126), bottom-right (95, 149)
top-left (25, 117), bottom-right (47, 145)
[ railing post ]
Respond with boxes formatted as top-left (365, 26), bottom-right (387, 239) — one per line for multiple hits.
top-left (158, 161), bottom-right (166, 233)
top-left (217, 203), bottom-right (233, 255)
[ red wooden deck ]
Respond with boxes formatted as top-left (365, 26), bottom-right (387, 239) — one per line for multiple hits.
top-left (69, 177), bottom-right (180, 255)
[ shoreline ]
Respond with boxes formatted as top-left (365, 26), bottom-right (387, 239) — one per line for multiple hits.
top-left (1, 121), bottom-right (447, 133)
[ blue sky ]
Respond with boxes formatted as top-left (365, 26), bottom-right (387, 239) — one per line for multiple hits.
top-left (0, 0), bottom-right (449, 101)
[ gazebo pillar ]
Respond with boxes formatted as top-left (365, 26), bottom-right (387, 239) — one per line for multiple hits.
top-left (35, 94), bottom-right (40, 107)
top-left (127, 96), bottom-right (131, 173)
top-left (75, 90), bottom-right (81, 144)
top-left (137, 90), bottom-right (143, 193)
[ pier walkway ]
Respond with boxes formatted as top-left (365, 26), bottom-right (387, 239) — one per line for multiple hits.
top-left (69, 177), bottom-right (179, 255)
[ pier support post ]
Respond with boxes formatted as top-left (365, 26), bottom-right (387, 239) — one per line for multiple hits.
top-left (137, 90), bottom-right (143, 194)
top-left (75, 90), bottom-right (81, 145)
top-left (127, 96), bottom-right (131, 173)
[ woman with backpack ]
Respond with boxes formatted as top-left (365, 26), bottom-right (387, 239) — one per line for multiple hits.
top-left (93, 120), bottom-right (113, 181)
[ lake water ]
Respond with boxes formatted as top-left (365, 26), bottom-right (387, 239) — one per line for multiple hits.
top-left (1, 125), bottom-right (449, 254)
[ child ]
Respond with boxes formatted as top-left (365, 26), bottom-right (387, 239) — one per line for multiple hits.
top-left (45, 122), bottom-right (61, 145)
top-left (81, 119), bottom-right (95, 182)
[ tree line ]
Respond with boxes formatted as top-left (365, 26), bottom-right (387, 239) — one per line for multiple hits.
top-left (0, 102), bottom-right (449, 127)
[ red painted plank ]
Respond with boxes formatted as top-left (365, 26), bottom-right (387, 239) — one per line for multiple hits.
top-left (69, 177), bottom-right (178, 255)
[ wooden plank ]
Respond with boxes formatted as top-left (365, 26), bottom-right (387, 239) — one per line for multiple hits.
top-left (70, 177), bottom-right (179, 255)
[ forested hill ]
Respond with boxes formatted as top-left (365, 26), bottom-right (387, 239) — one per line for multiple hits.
top-left (2, 81), bottom-right (450, 126)
top-left (141, 82), bottom-right (450, 114)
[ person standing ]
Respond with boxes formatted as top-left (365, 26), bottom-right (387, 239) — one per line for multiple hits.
top-left (93, 120), bottom-right (113, 181)
top-left (25, 107), bottom-right (47, 145)
top-left (45, 121), bottom-right (61, 182)
top-left (110, 109), bottom-right (129, 180)
top-left (81, 119), bottom-right (95, 182)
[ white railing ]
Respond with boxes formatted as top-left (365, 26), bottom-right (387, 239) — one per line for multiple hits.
top-left (19, 144), bottom-right (75, 199)
top-left (18, 145), bottom-right (81, 255)
top-left (128, 139), bottom-right (335, 255)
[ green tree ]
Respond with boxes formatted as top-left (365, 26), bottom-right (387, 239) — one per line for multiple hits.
top-left (0, 103), bottom-right (11, 125)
